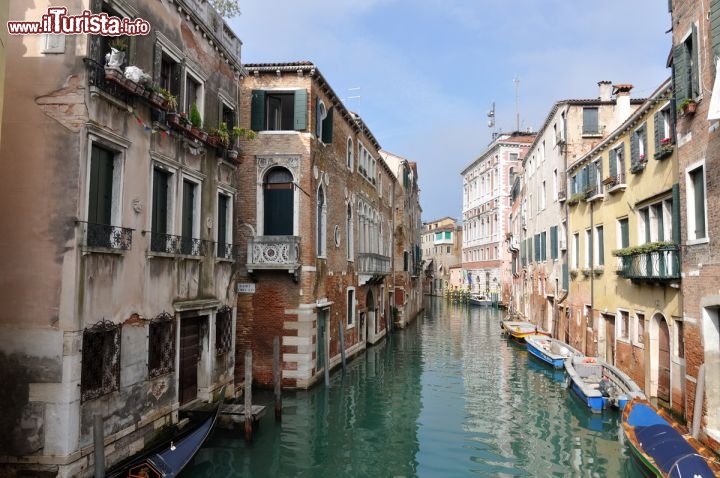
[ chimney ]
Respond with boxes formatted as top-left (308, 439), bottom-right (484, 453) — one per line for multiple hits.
top-left (613, 83), bottom-right (634, 126)
top-left (598, 80), bottom-right (613, 102)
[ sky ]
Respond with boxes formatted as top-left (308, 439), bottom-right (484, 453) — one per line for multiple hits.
top-left (229, 1), bottom-right (672, 223)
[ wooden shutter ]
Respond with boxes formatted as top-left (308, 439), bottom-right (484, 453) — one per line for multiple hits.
top-left (218, 194), bottom-right (228, 247)
top-left (608, 149), bottom-right (617, 178)
top-left (88, 146), bottom-right (114, 226)
top-left (712, 0), bottom-right (720, 58)
top-left (654, 111), bottom-right (663, 147)
top-left (672, 184), bottom-right (681, 243)
top-left (322, 107), bottom-right (334, 143)
top-left (630, 132), bottom-right (639, 166)
top-left (294, 89), bottom-right (308, 131)
top-left (152, 168), bottom-right (169, 234)
top-left (550, 226), bottom-right (558, 259)
top-left (251, 90), bottom-right (266, 131)
top-left (673, 43), bottom-right (689, 102)
top-left (182, 180), bottom-right (195, 239)
top-left (587, 165), bottom-right (596, 191)
top-left (691, 23), bottom-right (700, 97)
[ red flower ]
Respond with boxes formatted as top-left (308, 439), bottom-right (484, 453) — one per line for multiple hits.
top-left (660, 137), bottom-right (671, 145)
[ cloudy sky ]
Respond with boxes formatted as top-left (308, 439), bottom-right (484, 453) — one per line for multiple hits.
top-left (229, 1), bottom-right (672, 222)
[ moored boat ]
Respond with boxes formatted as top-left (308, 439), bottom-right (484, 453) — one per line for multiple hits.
top-left (501, 320), bottom-right (550, 342)
top-left (565, 356), bottom-right (644, 413)
top-left (525, 334), bottom-right (583, 369)
top-left (469, 293), bottom-right (492, 307)
top-left (105, 385), bottom-right (226, 478)
top-left (622, 398), bottom-right (720, 477)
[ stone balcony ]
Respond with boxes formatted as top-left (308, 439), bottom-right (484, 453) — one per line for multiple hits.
top-left (247, 236), bottom-right (301, 276)
top-left (357, 252), bottom-right (391, 285)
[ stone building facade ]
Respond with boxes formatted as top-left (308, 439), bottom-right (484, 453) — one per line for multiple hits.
top-left (234, 61), bottom-right (398, 389)
top-left (421, 217), bottom-right (463, 297)
top-left (462, 132), bottom-right (535, 305)
top-left (0, 1), bottom-right (242, 475)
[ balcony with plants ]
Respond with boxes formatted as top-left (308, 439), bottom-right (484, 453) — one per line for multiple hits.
top-left (612, 241), bottom-right (680, 282)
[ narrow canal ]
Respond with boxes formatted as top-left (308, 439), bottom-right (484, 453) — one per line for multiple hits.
top-left (184, 297), bottom-right (645, 477)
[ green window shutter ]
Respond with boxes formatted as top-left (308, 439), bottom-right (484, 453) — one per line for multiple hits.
top-left (541, 231), bottom-right (547, 261)
top-left (534, 234), bottom-right (540, 262)
top-left (640, 124), bottom-right (647, 158)
top-left (182, 179), bottom-right (195, 239)
top-left (562, 263), bottom-right (568, 289)
top-left (550, 226), bottom-right (558, 259)
top-left (251, 90), bottom-right (266, 131)
top-left (712, 0), bottom-right (720, 58)
top-left (587, 165), bottom-right (596, 191)
top-left (88, 145), bottom-right (114, 226)
top-left (322, 107), bottom-right (333, 143)
top-left (609, 149), bottom-right (617, 178)
top-left (673, 44), bottom-right (689, 103)
top-left (691, 23), bottom-right (700, 97)
top-left (672, 183), bottom-right (681, 243)
top-left (654, 111), bottom-right (663, 148)
top-left (620, 219), bottom-right (629, 248)
top-left (217, 194), bottom-right (228, 247)
top-left (630, 132), bottom-right (639, 166)
top-left (152, 168), bottom-right (169, 234)
top-left (597, 227), bottom-right (604, 266)
top-left (294, 89), bottom-right (308, 131)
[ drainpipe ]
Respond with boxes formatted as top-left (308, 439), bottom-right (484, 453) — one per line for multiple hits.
top-left (589, 198), bottom-right (595, 357)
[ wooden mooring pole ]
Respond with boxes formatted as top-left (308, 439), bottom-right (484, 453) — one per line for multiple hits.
top-left (324, 335), bottom-right (330, 387)
top-left (273, 336), bottom-right (282, 421)
top-left (338, 321), bottom-right (346, 371)
top-left (244, 349), bottom-right (253, 441)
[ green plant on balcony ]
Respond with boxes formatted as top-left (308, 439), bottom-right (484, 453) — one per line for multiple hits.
top-left (569, 269), bottom-right (579, 279)
top-left (678, 97), bottom-right (697, 115)
top-left (189, 103), bottom-right (202, 129)
top-left (581, 268), bottom-right (592, 278)
top-left (155, 86), bottom-right (177, 111)
top-left (611, 241), bottom-right (676, 257)
top-left (567, 192), bottom-right (585, 206)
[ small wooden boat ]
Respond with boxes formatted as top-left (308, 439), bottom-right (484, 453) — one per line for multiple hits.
top-left (469, 293), bottom-right (492, 307)
top-left (501, 320), bottom-right (550, 342)
top-left (622, 398), bottom-right (720, 477)
top-left (105, 386), bottom-right (225, 478)
top-left (525, 334), bottom-right (583, 369)
top-left (565, 356), bottom-right (644, 413)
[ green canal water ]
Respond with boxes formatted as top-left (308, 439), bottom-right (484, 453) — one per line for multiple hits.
top-left (184, 297), bottom-right (646, 477)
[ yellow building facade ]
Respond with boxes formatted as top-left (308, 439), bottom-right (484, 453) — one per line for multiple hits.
top-left (566, 79), bottom-right (683, 407)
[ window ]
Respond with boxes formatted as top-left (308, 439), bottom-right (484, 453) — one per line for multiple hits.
top-left (217, 192), bottom-right (232, 258)
top-left (673, 24), bottom-right (700, 102)
top-left (180, 178), bottom-right (201, 255)
top-left (346, 204), bottom-right (354, 260)
top-left (347, 288), bottom-right (356, 327)
top-left (159, 50), bottom-right (181, 100)
top-left (638, 198), bottom-right (672, 244)
top-left (263, 167), bottom-right (294, 235)
top-left (590, 159), bottom-right (602, 196)
top-left (619, 310), bottom-right (630, 340)
top-left (609, 143), bottom-right (626, 184)
top-left (654, 106), bottom-right (673, 148)
top-left (87, 143), bottom-right (124, 249)
top-left (635, 312), bottom-right (645, 345)
top-left (687, 164), bottom-right (707, 241)
top-left (404, 251), bottom-right (409, 271)
top-left (251, 89), bottom-right (308, 132)
top-left (553, 169), bottom-right (558, 201)
top-left (216, 307), bottom-right (232, 355)
top-left (317, 185), bottom-right (327, 257)
top-left (151, 166), bottom-right (174, 253)
top-left (540, 181), bottom-right (546, 210)
top-left (315, 98), bottom-right (333, 143)
top-left (550, 225), bottom-right (558, 260)
top-left (184, 72), bottom-right (203, 120)
top-left (221, 101), bottom-right (236, 131)
top-left (618, 217), bottom-right (629, 248)
top-left (346, 137), bottom-right (354, 170)
top-left (584, 229), bottom-right (591, 269)
top-left (81, 320), bottom-right (121, 402)
top-left (631, 124), bottom-right (647, 168)
top-left (149, 312), bottom-right (175, 378)
top-left (582, 107), bottom-right (599, 135)
top-left (595, 225), bottom-right (604, 266)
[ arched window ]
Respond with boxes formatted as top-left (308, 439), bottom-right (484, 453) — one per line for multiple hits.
top-left (346, 203), bottom-right (353, 260)
top-left (263, 167), bottom-right (293, 235)
top-left (347, 137), bottom-right (354, 170)
top-left (317, 185), bottom-right (327, 257)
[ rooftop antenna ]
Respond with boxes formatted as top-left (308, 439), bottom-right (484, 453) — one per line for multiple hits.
top-left (513, 76), bottom-right (520, 132)
top-left (342, 87), bottom-right (361, 112)
top-left (487, 101), bottom-right (495, 128)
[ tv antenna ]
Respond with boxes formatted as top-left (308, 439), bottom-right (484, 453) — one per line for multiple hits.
top-left (513, 76), bottom-right (520, 132)
top-left (487, 101), bottom-right (495, 128)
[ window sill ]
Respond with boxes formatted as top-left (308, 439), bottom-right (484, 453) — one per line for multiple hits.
top-left (632, 341), bottom-right (645, 349)
top-left (215, 257), bottom-right (235, 264)
top-left (686, 237), bottom-right (710, 246)
top-left (586, 193), bottom-right (604, 203)
top-left (258, 130), bottom-right (301, 135)
top-left (89, 85), bottom-right (130, 110)
top-left (81, 246), bottom-right (128, 256)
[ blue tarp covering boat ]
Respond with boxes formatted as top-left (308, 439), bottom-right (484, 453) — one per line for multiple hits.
top-left (622, 398), bottom-right (720, 477)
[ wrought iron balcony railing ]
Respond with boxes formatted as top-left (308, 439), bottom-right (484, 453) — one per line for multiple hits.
top-left (84, 57), bottom-right (132, 104)
top-left (216, 242), bottom-right (242, 260)
top-left (150, 232), bottom-right (206, 256)
top-left (247, 236), bottom-right (301, 271)
top-left (79, 221), bottom-right (133, 251)
top-left (616, 245), bottom-right (680, 282)
top-left (357, 252), bottom-right (391, 276)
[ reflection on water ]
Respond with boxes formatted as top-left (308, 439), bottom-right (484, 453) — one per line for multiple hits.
top-left (184, 297), bottom-right (645, 477)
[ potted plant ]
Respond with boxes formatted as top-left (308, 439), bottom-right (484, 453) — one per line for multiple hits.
top-left (678, 98), bottom-right (697, 115)
top-left (226, 126), bottom-right (256, 161)
top-left (105, 37), bottom-right (127, 70)
top-left (189, 103), bottom-right (202, 133)
top-left (655, 137), bottom-right (674, 160)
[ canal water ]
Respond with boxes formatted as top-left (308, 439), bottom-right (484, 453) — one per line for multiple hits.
top-left (184, 297), bottom-right (645, 477)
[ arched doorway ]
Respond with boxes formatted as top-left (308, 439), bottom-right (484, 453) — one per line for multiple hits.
top-left (366, 289), bottom-right (375, 343)
top-left (657, 316), bottom-right (671, 403)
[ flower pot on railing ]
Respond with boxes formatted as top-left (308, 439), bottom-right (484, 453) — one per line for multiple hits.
top-left (679, 98), bottom-right (697, 116)
top-left (226, 149), bottom-right (239, 161)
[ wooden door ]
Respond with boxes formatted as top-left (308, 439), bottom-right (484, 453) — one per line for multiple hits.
top-left (658, 319), bottom-right (671, 402)
top-left (179, 317), bottom-right (201, 405)
top-left (605, 315), bottom-right (615, 365)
